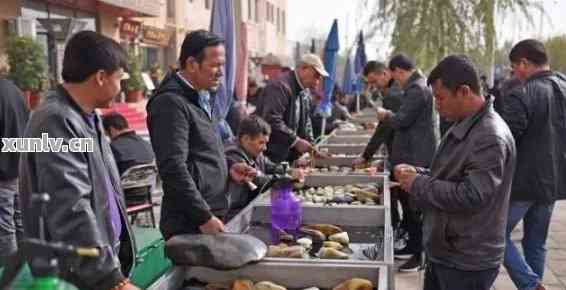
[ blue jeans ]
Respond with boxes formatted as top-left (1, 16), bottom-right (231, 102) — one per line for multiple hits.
top-left (503, 200), bottom-right (555, 290)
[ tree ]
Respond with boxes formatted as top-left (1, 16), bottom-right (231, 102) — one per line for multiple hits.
top-left (365, 0), bottom-right (541, 73)
top-left (6, 36), bottom-right (47, 92)
top-left (545, 35), bottom-right (566, 74)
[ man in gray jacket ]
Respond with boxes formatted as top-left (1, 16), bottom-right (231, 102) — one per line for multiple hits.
top-left (19, 31), bottom-right (139, 290)
top-left (377, 54), bottom-right (439, 271)
top-left (395, 55), bottom-right (516, 290)
top-left (500, 39), bottom-right (566, 290)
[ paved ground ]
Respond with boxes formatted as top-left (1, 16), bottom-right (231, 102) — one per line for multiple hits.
top-left (395, 201), bottom-right (566, 290)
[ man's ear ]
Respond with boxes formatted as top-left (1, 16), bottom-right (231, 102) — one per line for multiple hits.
top-left (94, 70), bottom-right (105, 86)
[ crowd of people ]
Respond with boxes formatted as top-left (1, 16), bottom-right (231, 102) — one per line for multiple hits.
top-left (0, 27), bottom-right (565, 290)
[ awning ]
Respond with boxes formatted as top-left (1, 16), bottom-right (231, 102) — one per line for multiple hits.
top-left (97, 0), bottom-right (160, 17)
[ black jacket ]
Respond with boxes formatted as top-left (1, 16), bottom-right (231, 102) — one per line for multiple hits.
top-left (19, 85), bottom-right (135, 290)
top-left (255, 72), bottom-right (314, 163)
top-left (110, 131), bottom-right (155, 175)
top-left (146, 72), bottom-right (229, 239)
top-left (225, 143), bottom-right (285, 209)
top-left (0, 78), bottom-right (29, 181)
top-left (362, 80), bottom-right (403, 160)
top-left (384, 71), bottom-right (439, 167)
top-left (501, 70), bottom-right (566, 202)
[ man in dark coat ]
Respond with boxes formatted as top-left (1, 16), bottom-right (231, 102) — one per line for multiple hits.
top-left (0, 77), bottom-right (29, 264)
top-left (147, 30), bottom-right (255, 239)
top-left (500, 39), bottom-right (566, 290)
top-left (102, 112), bottom-right (154, 175)
top-left (377, 54), bottom-right (439, 272)
top-left (255, 53), bottom-right (328, 163)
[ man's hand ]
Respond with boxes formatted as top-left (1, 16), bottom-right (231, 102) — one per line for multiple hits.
top-left (293, 158), bottom-right (311, 168)
top-left (293, 138), bottom-right (314, 153)
top-left (290, 168), bottom-right (305, 182)
top-left (377, 108), bottom-right (393, 121)
top-left (313, 149), bottom-right (331, 159)
top-left (394, 164), bottom-right (417, 192)
top-left (353, 156), bottom-right (368, 168)
top-left (199, 216), bottom-right (225, 234)
top-left (230, 162), bottom-right (257, 184)
top-left (121, 282), bottom-right (142, 290)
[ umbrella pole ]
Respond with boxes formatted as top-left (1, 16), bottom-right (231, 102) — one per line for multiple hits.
top-left (356, 93), bottom-right (360, 113)
top-left (321, 117), bottom-right (327, 139)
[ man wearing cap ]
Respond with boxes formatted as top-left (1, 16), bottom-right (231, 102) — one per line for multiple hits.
top-left (255, 53), bottom-right (329, 163)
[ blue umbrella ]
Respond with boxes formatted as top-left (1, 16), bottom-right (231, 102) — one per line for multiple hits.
top-left (210, 0), bottom-right (236, 143)
top-left (342, 50), bottom-right (356, 95)
top-left (316, 19), bottom-right (340, 119)
top-left (353, 30), bottom-right (367, 93)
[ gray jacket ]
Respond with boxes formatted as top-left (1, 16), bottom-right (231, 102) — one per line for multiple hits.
top-left (500, 71), bottom-right (566, 202)
top-left (384, 71), bottom-right (439, 167)
top-left (19, 86), bottom-right (135, 290)
top-left (410, 98), bottom-right (516, 271)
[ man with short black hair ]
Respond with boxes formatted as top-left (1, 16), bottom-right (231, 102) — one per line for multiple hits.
top-left (147, 30), bottom-right (255, 239)
top-left (0, 76), bottom-right (29, 264)
top-left (19, 31), bottom-right (140, 290)
top-left (225, 116), bottom-right (304, 212)
top-left (349, 60), bottom-right (383, 112)
top-left (500, 39), bottom-right (566, 290)
top-left (255, 53), bottom-right (328, 163)
top-left (395, 55), bottom-right (516, 290)
top-left (102, 112), bottom-right (154, 175)
top-left (376, 53), bottom-right (439, 272)
top-left (355, 61), bottom-right (402, 164)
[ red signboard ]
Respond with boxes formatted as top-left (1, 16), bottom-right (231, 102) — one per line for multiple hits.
top-left (120, 19), bottom-right (141, 39)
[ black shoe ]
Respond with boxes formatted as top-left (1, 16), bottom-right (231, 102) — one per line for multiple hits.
top-left (398, 255), bottom-right (424, 272)
top-left (394, 247), bottom-right (415, 260)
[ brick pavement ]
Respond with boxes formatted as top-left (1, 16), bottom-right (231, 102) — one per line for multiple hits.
top-left (395, 200), bottom-right (566, 290)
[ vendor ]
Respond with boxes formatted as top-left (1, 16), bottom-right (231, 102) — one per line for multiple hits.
top-left (225, 116), bottom-right (304, 211)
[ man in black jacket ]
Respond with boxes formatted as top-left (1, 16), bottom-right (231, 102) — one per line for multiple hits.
top-left (19, 31), bottom-right (139, 290)
top-left (147, 30), bottom-right (254, 239)
top-left (500, 39), bottom-right (566, 290)
top-left (102, 112), bottom-right (154, 175)
top-left (0, 77), bottom-right (29, 264)
top-left (377, 54), bottom-right (439, 272)
top-left (354, 61), bottom-right (402, 164)
top-left (255, 53), bottom-right (328, 163)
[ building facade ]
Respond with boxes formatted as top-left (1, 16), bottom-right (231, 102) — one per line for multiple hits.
top-left (0, 0), bottom-right (289, 86)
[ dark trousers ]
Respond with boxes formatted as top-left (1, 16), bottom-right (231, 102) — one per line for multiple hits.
top-left (0, 178), bottom-right (22, 265)
top-left (424, 262), bottom-right (499, 290)
top-left (397, 189), bottom-right (423, 253)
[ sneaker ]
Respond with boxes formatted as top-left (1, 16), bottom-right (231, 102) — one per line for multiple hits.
top-left (394, 247), bottom-right (415, 260)
top-left (398, 255), bottom-right (424, 272)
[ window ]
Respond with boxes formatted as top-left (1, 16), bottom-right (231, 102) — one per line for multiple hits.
top-left (276, 7), bottom-right (280, 31)
top-left (167, 0), bottom-right (175, 18)
top-left (205, 0), bottom-right (211, 10)
top-left (282, 10), bottom-right (286, 34)
top-left (255, 0), bottom-right (260, 21)
top-left (266, 2), bottom-right (270, 22)
top-left (248, 0), bottom-right (253, 21)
